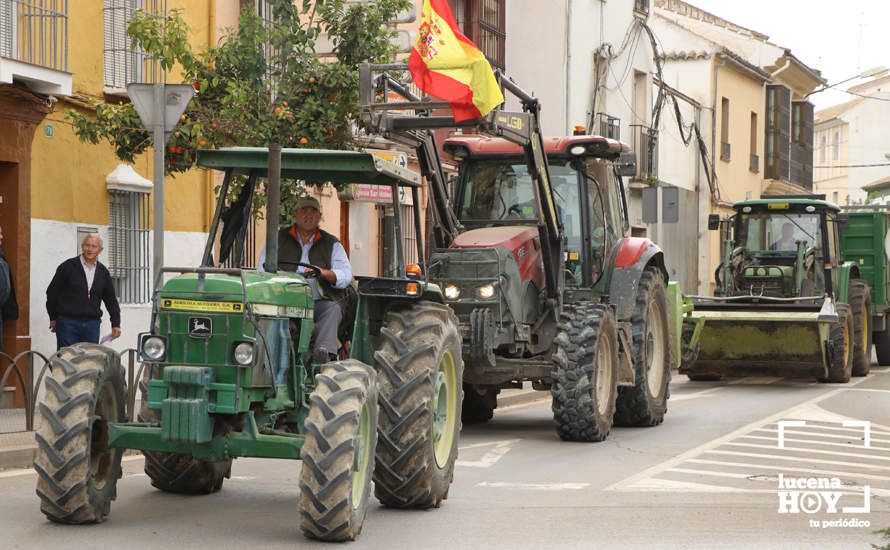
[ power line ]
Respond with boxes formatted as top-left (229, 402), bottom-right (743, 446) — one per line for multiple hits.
top-left (814, 162), bottom-right (890, 168)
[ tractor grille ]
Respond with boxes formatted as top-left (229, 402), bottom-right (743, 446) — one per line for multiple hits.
top-left (430, 248), bottom-right (500, 280)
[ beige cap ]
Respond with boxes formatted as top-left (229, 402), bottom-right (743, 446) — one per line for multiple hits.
top-left (294, 195), bottom-right (320, 211)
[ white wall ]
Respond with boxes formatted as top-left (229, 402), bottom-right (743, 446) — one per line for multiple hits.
top-left (845, 93), bottom-right (890, 202)
top-left (29, 218), bottom-right (207, 358)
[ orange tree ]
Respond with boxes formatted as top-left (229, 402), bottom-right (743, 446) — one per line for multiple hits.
top-left (68, 0), bottom-right (409, 212)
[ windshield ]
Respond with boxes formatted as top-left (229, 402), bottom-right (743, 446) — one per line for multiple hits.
top-left (457, 159), bottom-right (580, 222)
top-left (736, 212), bottom-right (821, 253)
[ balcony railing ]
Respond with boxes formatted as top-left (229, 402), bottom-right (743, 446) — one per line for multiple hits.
top-left (631, 124), bottom-right (658, 182)
top-left (593, 112), bottom-right (620, 141)
top-left (634, 0), bottom-right (650, 16)
top-left (0, 0), bottom-right (68, 72)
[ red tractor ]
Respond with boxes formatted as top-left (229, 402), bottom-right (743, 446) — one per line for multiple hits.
top-left (359, 64), bottom-right (676, 441)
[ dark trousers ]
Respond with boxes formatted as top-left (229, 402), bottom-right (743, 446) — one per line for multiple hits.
top-left (55, 316), bottom-right (100, 350)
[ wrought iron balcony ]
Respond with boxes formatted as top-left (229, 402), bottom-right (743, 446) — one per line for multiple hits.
top-left (630, 124), bottom-right (658, 182)
top-left (0, 0), bottom-right (70, 94)
top-left (593, 112), bottom-right (620, 141)
top-left (634, 0), bottom-right (650, 16)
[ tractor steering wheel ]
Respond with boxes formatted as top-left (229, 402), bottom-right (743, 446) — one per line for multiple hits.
top-left (296, 262), bottom-right (323, 279)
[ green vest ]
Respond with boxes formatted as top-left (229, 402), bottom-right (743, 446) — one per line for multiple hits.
top-left (276, 227), bottom-right (345, 302)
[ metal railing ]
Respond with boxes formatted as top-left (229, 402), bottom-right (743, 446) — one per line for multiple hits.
top-left (631, 124), bottom-right (658, 181)
top-left (0, 0), bottom-right (68, 72)
top-left (593, 112), bottom-right (620, 141)
top-left (634, 0), bottom-right (650, 16)
top-left (0, 348), bottom-right (143, 434)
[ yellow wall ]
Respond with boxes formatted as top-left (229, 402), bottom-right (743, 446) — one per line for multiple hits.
top-left (813, 122), bottom-right (850, 204)
top-left (707, 60), bottom-right (767, 290)
top-left (32, 0), bottom-right (220, 232)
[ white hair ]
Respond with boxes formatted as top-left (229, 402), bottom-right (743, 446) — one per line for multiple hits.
top-left (81, 233), bottom-right (103, 248)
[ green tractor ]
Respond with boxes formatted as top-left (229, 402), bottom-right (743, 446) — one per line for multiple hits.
top-left (681, 195), bottom-right (870, 383)
top-left (34, 148), bottom-right (462, 541)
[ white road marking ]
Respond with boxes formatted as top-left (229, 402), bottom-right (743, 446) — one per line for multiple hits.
top-left (457, 439), bottom-right (519, 468)
top-left (737, 434), bottom-right (890, 452)
top-left (753, 427), bottom-right (890, 446)
top-left (720, 441), bottom-right (890, 461)
top-left (670, 376), bottom-right (785, 403)
top-left (476, 481), bottom-right (589, 490)
top-left (604, 386), bottom-right (848, 491)
top-left (704, 449), bottom-right (890, 471)
top-left (685, 458), bottom-right (890, 482)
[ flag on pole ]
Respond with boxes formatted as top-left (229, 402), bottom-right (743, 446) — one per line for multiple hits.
top-left (408, 0), bottom-right (505, 123)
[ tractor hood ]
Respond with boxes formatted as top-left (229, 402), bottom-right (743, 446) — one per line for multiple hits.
top-left (160, 271), bottom-right (313, 311)
top-left (452, 226), bottom-right (538, 251)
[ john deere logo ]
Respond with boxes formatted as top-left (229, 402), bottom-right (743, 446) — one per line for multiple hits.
top-left (189, 316), bottom-right (212, 337)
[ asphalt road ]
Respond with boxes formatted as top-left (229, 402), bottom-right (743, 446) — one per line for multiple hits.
top-left (1, 368), bottom-right (888, 549)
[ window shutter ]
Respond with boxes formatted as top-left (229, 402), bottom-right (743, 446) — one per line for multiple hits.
top-left (0, 1), bottom-right (13, 59)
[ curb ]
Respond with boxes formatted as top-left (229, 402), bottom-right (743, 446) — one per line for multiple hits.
top-left (0, 444), bottom-right (35, 471)
top-left (497, 388), bottom-right (548, 409)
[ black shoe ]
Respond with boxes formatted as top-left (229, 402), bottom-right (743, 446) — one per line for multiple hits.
top-left (328, 353), bottom-right (339, 362)
top-left (311, 347), bottom-right (330, 366)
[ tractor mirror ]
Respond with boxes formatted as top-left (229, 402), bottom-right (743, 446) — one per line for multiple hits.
top-left (615, 151), bottom-right (637, 177)
top-left (707, 214), bottom-right (720, 231)
top-left (837, 213), bottom-right (850, 230)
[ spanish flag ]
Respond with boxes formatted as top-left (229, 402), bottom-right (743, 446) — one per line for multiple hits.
top-left (408, 0), bottom-right (505, 123)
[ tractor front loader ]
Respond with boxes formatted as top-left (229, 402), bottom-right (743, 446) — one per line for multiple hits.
top-left (358, 63), bottom-right (683, 441)
top-left (34, 148), bottom-right (462, 541)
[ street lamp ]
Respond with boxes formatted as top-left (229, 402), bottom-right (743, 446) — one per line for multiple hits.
top-left (806, 66), bottom-right (889, 99)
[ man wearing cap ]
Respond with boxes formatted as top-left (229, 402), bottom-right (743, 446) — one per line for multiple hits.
top-left (259, 196), bottom-right (353, 360)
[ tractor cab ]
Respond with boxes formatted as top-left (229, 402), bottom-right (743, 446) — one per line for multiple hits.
top-left (444, 135), bottom-right (630, 289)
top-left (716, 197), bottom-right (843, 299)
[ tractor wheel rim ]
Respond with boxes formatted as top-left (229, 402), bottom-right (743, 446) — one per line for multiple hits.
top-left (843, 318), bottom-right (851, 366)
top-left (351, 399), bottom-right (373, 509)
top-left (90, 382), bottom-right (117, 490)
top-left (595, 332), bottom-right (613, 416)
top-left (433, 350), bottom-right (458, 469)
top-left (646, 301), bottom-right (666, 396)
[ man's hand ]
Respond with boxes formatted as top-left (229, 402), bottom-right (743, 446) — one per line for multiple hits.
top-left (112, 327), bottom-right (122, 339)
top-left (49, 320), bottom-right (56, 333)
top-left (320, 268), bottom-right (337, 285)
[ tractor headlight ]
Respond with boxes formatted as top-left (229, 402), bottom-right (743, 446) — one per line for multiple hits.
top-left (140, 335), bottom-right (166, 362)
top-left (233, 342), bottom-right (255, 366)
top-left (476, 283), bottom-right (496, 299)
top-left (444, 284), bottom-right (461, 300)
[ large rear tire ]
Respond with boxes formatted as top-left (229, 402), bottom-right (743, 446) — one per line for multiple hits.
top-left (849, 281), bottom-right (872, 376)
top-left (138, 364), bottom-right (231, 494)
top-left (461, 384), bottom-right (496, 424)
top-left (299, 360), bottom-right (378, 542)
top-left (820, 304), bottom-right (854, 383)
top-left (35, 344), bottom-right (125, 524)
top-left (373, 301), bottom-right (463, 508)
top-left (615, 267), bottom-right (672, 427)
top-left (551, 302), bottom-right (618, 442)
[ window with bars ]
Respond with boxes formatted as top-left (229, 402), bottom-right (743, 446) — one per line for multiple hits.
top-left (448, 0), bottom-right (505, 70)
top-left (103, 0), bottom-right (164, 90)
top-left (108, 190), bottom-right (151, 304)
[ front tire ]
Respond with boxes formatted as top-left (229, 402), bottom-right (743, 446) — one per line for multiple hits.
top-left (849, 281), bottom-right (872, 376)
top-left (615, 267), bottom-right (672, 427)
top-left (373, 301), bottom-right (463, 508)
top-left (35, 344), bottom-right (125, 524)
top-left (299, 360), bottom-right (378, 542)
top-left (138, 364), bottom-right (231, 494)
top-left (551, 302), bottom-right (619, 442)
top-left (820, 304), bottom-right (854, 383)
top-left (461, 384), bottom-right (497, 423)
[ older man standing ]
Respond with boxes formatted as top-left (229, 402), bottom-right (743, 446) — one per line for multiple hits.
top-left (46, 233), bottom-right (121, 349)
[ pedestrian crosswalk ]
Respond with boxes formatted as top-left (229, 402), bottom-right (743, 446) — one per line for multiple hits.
top-left (606, 392), bottom-right (890, 498)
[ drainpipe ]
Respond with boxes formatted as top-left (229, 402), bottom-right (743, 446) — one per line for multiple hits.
top-left (710, 54), bottom-right (719, 203)
top-left (565, 0), bottom-right (572, 134)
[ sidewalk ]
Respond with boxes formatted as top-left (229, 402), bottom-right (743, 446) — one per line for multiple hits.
top-left (0, 385), bottom-right (548, 471)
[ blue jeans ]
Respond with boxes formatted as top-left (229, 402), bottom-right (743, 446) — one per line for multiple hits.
top-left (55, 316), bottom-right (100, 349)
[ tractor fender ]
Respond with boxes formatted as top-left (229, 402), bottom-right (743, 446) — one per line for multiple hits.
top-left (609, 237), bottom-right (668, 322)
top-left (836, 262), bottom-right (861, 304)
